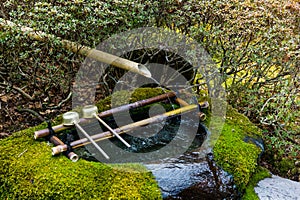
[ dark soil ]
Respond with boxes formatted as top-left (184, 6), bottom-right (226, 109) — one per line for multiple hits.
top-left (0, 87), bottom-right (72, 135)
top-left (0, 80), bottom-right (107, 137)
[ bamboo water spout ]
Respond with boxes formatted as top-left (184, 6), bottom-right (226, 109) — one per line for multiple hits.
top-left (0, 18), bottom-right (151, 77)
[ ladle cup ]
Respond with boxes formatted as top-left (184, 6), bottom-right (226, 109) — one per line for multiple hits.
top-left (62, 111), bottom-right (110, 160)
top-left (82, 105), bottom-right (131, 148)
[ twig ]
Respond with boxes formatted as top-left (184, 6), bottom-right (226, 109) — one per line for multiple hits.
top-left (0, 82), bottom-right (34, 101)
top-left (3, 107), bottom-right (15, 125)
top-left (260, 94), bottom-right (277, 114)
top-left (47, 92), bottom-right (72, 109)
top-left (17, 108), bottom-right (45, 122)
top-left (17, 149), bottom-right (28, 158)
top-left (0, 3), bottom-right (7, 18)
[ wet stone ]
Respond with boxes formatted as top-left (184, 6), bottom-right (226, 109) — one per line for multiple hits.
top-left (145, 153), bottom-right (240, 199)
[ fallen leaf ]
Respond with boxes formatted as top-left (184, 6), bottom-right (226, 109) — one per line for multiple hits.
top-left (0, 95), bottom-right (8, 103)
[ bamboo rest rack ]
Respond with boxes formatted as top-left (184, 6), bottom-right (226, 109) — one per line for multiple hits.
top-left (34, 92), bottom-right (208, 162)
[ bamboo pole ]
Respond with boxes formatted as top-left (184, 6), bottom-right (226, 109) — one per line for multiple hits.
top-left (49, 135), bottom-right (64, 146)
top-left (48, 135), bottom-right (79, 162)
top-left (34, 118), bottom-right (89, 139)
top-left (34, 91), bottom-right (177, 138)
top-left (0, 18), bottom-right (151, 77)
top-left (93, 112), bottom-right (131, 148)
top-left (174, 98), bottom-right (207, 121)
top-left (74, 122), bottom-right (110, 160)
top-left (52, 104), bottom-right (199, 155)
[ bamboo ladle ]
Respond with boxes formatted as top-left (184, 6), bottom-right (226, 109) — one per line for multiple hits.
top-left (60, 111), bottom-right (110, 160)
top-left (82, 105), bottom-right (131, 148)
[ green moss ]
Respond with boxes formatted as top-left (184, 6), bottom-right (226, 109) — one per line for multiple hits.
top-left (213, 106), bottom-right (263, 190)
top-left (0, 88), bottom-right (166, 199)
top-left (0, 118), bottom-right (161, 199)
top-left (242, 167), bottom-right (271, 200)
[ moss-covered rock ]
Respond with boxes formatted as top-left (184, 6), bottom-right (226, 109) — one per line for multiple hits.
top-left (97, 88), bottom-right (267, 197)
top-left (213, 105), bottom-right (264, 192)
top-left (0, 87), bottom-right (266, 199)
top-left (0, 121), bottom-right (161, 199)
top-left (0, 88), bottom-right (170, 199)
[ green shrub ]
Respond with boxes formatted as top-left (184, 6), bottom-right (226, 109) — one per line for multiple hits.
top-left (0, 0), bottom-right (159, 132)
top-left (156, 0), bottom-right (300, 179)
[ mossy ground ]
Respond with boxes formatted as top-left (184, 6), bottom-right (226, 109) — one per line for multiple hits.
top-left (0, 122), bottom-right (161, 199)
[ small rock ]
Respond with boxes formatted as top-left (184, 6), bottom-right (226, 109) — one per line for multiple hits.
top-left (255, 175), bottom-right (300, 200)
top-left (145, 153), bottom-right (239, 199)
top-left (191, 152), bottom-right (200, 155)
top-left (0, 132), bottom-right (10, 139)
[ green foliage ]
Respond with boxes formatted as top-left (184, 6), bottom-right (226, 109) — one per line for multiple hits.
top-left (0, 123), bottom-right (162, 199)
top-left (3, 0), bottom-right (158, 46)
top-left (157, 0), bottom-right (299, 124)
top-left (259, 79), bottom-right (300, 178)
top-left (213, 106), bottom-right (263, 190)
top-left (276, 158), bottom-right (295, 175)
